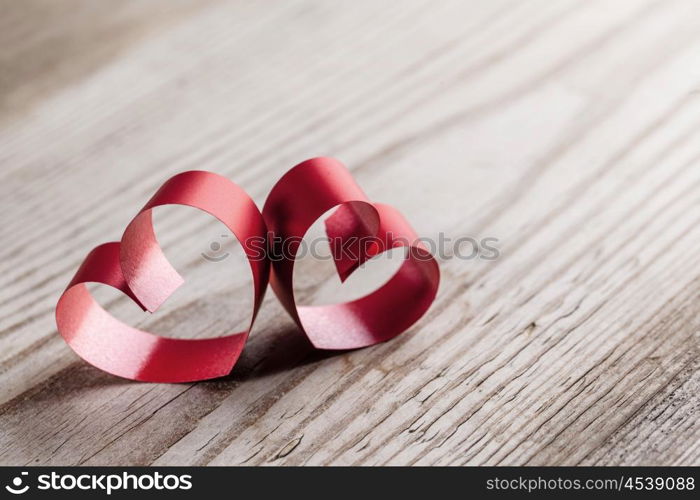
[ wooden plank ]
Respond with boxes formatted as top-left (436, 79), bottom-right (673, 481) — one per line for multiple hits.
top-left (0, 0), bottom-right (698, 465)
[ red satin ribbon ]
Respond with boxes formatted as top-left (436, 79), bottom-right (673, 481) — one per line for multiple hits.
top-left (263, 157), bottom-right (440, 349)
top-left (55, 171), bottom-right (268, 382)
top-left (56, 158), bottom-right (439, 382)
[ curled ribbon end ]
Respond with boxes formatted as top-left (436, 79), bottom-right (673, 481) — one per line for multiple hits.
top-left (335, 262), bottom-right (357, 284)
top-left (325, 200), bottom-right (380, 283)
top-left (139, 274), bottom-right (185, 313)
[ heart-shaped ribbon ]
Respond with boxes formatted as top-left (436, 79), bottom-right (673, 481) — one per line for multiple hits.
top-left (263, 157), bottom-right (440, 349)
top-left (56, 158), bottom-right (439, 382)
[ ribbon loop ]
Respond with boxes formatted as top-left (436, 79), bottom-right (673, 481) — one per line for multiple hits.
top-left (263, 158), bottom-right (440, 350)
top-left (56, 171), bottom-right (269, 382)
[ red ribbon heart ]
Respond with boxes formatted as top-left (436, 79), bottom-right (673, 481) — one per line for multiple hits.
top-left (263, 157), bottom-right (440, 349)
top-left (56, 158), bottom-right (439, 382)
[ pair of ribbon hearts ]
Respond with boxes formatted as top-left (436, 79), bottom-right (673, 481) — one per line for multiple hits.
top-left (56, 157), bottom-right (440, 382)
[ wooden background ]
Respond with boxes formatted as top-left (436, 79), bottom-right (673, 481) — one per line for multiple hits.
top-left (1, 0), bottom-right (699, 466)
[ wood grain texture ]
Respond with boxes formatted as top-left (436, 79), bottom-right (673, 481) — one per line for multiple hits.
top-left (1, 0), bottom-right (699, 466)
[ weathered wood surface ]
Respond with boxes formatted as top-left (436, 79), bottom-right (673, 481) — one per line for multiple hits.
top-left (1, 0), bottom-right (699, 466)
